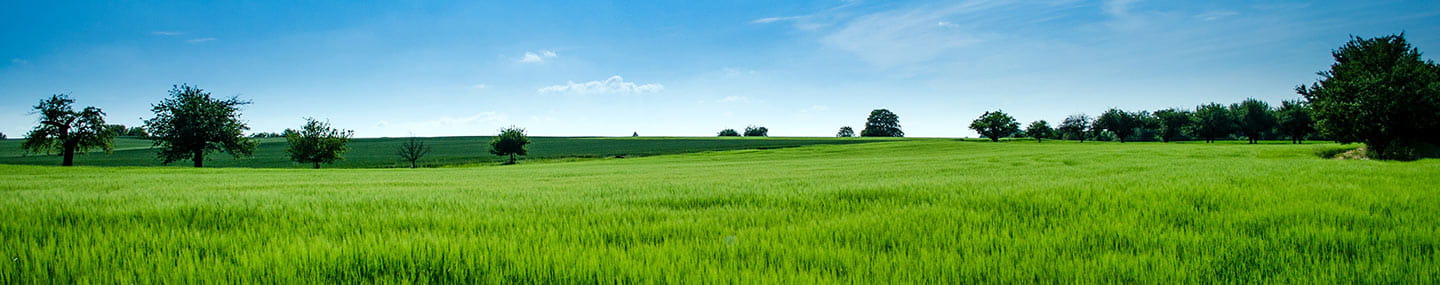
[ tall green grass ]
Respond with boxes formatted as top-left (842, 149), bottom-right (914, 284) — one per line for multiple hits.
top-left (1, 140), bottom-right (1436, 282)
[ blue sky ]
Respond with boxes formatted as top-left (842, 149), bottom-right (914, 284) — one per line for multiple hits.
top-left (2, 0), bottom-right (1437, 138)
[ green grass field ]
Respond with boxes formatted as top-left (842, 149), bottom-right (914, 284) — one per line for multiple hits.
top-left (2, 140), bottom-right (1437, 283)
top-left (0, 136), bottom-right (896, 168)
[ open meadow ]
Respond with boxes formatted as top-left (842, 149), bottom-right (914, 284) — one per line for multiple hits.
top-left (2, 139), bottom-right (1436, 283)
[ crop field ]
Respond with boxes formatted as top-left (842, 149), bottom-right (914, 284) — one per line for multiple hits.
top-left (0, 136), bottom-right (895, 168)
top-left (1, 140), bottom-right (1438, 283)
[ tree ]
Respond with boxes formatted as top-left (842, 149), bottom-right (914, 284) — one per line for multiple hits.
top-left (1191, 103), bottom-right (1236, 143)
top-left (717, 129), bottom-right (740, 137)
top-left (490, 126), bottom-right (531, 164)
top-left (1298, 34), bottom-right (1440, 159)
top-left (144, 84), bottom-right (257, 167)
top-left (1275, 100), bottom-right (1315, 144)
top-left (967, 110), bottom-right (1019, 142)
top-left (744, 125), bottom-right (769, 137)
top-left (1231, 98), bottom-right (1276, 144)
top-left (284, 118), bottom-right (353, 169)
top-left (1025, 120), bottom-right (1052, 143)
top-left (1058, 114), bottom-right (1092, 142)
top-left (861, 109), bottom-right (903, 137)
top-left (1152, 108), bottom-right (1192, 143)
top-left (0, 132), bottom-right (6, 139)
top-left (396, 136), bottom-right (431, 168)
top-left (22, 94), bottom-right (115, 166)
top-left (836, 126), bottom-right (855, 137)
top-left (1094, 108), bottom-right (1141, 143)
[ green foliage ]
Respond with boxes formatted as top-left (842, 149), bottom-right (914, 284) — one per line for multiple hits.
top-left (1230, 98), bottom-right (1277, 144)
top-left (250, 132), bottom-right (284, 138)
top-left (0, 132), bottom-right (6, 139)
top-left (489, 127), bottom-right (531, 164)
top-left (717, 129), bottom-right (740, 137)
top-left (743, 125), bottom-right (769, 137)
top-left (969, 110), bottom-right (1020, 142)
top-left (1275, 100), bottom-right (1316, 144)
top-left (21, 94), bottom-right (115, 166)
top-left (1297, 34), bottom-right (1440, 160)
top-left (396, 136), bottom-right (431, 168)
top-left (144, 85), bottom-right (257, 167)
top-left (1025, 120), bottom-right (1052, 142)
top-left (1094, 108), bottom-right (1143, 143)
top-left (861, 109), bottom-right (903, 137)
top-left (1057, 114), bottom-right (1092, 142)
top-left (284, 118), bottom-right (354, 169)
top-left (1153, 108), bottom-right (1192, 143)
top-left (836, 126), bottom-right (855, 138)
top-left (1192, 103), bottom-right (1236, 143)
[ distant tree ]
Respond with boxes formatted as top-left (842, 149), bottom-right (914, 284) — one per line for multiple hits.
top-left (490, 126), bottom-right (531, 164)
top-left (1094, 108), bottom-right (1142, 143)
top-left (1298, 34), bottom-right (1440, 159)
top-left (396, 136), bottom-right (431, 168)
top-left (836, 126), bottom-right (855, 137)
top-left (284, 118), bottom-right (353, 169)
top-left (1191, 103), bottom-right (1236, 143)
top-left (1153, 108), bottom-right (1192, 143)
top-left (22, 94), bottom-right (115, 166)
top-left (123, 126), bottom-right (149, 137)
top-left (1057, 114), bottom-right (1092, 142)
top-left (104, 124), bottom-right (127, 138)
top-left (1025, 120), bottom-right (1052, 143)
top-left (717, 129), bottom-right (740, 137)
top-left (144, 84), bottom-right (257, 168)
top-left (1231, 98), bottom-right (1276, 144)
top-left (1275, 100), bottom-right (1315, 144)
top-left (968, 110), bottom-right (1020, 142)
top-left (249, 132), bottom-right (284, 138)
top-left (743, 125), bottom-right (769, 137)
top-left (0, 132), bottom-right (6, 139)
top-left (861, 109), bottom-right (903, 137)
top-left (632, 132), bottom-right (639, 137)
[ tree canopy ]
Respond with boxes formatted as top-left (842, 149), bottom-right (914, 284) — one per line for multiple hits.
top-left (1025, 120), bottom-right (1052, 143)
top-left (1152, 108), bottom-right (1192, 143)
top-left (1191, 103), bottom-right (1235, 143)
top-left (1231, 98), bottom-right (1276, 144)
top-left (144, 85), bottom-right (257, 167)
top-left (1094, 108), bottom-right (1141, 143)
top-left (744, 125), bottom-right (769, 137)
top-left (284, 118), bottom-right (354, 169)
top-left (969, 110), bottom-right (1020, 142)
top-left (490, 127), bottom-right (531, 164)
top-left (717, 129), bottom-right (740, 137)
top-left (1298, 34), bottom-right (1440, 159)
top-left (836, 126), bottom-right (855, 137)
top-left (861, 109), bottom-right (903, 137)
top-left (1275, 100), bottom-right (1315, 144)
top-left (1058, 114), bottom-right (1092, 142)
top-left (22, 94), bottom-right (115, 166)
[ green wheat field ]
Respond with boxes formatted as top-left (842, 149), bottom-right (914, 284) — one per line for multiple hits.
top-left (2, 138), bottom-right (1437, 283)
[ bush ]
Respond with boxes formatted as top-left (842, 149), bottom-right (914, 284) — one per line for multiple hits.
top-left (718, 129), bottom-right (740, 137)
top-left (744, 125), bottom-right (769, 137)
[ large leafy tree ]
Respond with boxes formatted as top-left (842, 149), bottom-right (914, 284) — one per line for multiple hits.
top-left (743, 125), bottom-right (769, 137)
top-left (1298, 34), bottom-right (1440, 159)
top-left (1191, 103), bottom-right (1236, 143)
top-left (490, 126), bottom-right (531, 164)
top-left (144, 85), bottom-right (257, 167)
top-left (1152, 108), bottom-right (1193, 143)
top-left (284, 118), bottom-right (354, 169)
top-left (968, 110), bottom-right (1019, 142)
top-left (22, 94), bottom-right (115, 166)
top-left (717, 129), bottom-right (740, 137)
top-left (1094, 108), bottom-right (1141, 143)
top-left (836, 126), bottom-right (855, 137)
top-left (1057, 114), bottom-right (1092, 142)
top-left (1230, 98), bottom-right (1276, 144)
top-left (1275, 100), bottom-right (1315, 144)
top-left (861, 109), bottom-right (903, 137)
top-left (1025, 120), bottom-right (1052, 143)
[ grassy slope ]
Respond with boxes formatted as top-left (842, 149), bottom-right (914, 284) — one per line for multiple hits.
top-left (1, 140), bottom-right (1437, 283)
top-left (0, 136), bottom-right (895, 168)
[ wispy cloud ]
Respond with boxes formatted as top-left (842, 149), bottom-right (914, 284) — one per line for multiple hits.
top-left (152, 31), bottom-right (185, 36)
top-left (821, 1), bottom-right (1006, 68)
top-left (1195, 10), bottom-right (1239, 21)
top-left (187, 37), bottom-right (217, 44)
top-left (538, 76), bottom-right (663, 95)
top-left (751, 16), bottom-right (806, 24)
top-left (518, 50), bottom-right (558, 63)
top-left (472, 83), bottom-right (488, 89)
top-left (10, 58), bottom-right (27, 65)
top-left (1102, 0), bottom-right (1141, 17)
top-left (717, 96), bottom-right (752, 103)
top-left (800, 105), bottom-right (830, 113)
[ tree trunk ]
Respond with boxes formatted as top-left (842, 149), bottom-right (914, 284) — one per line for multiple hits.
top-left (61, 140), bottom-right (76, 166)
top-left (509, 154), bottom-right (516, 164)
top-left (193, 150), bottom-right (204, 168)
top-left (313, 162), bottom-right (320, 169)
top-left (410, 160), bottom-right (417, 168)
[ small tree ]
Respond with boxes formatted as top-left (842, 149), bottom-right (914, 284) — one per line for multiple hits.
top-left (1025, 120), bottom-right (1052, 143)
top-left (0, 132), bottom-right (6, 139)
top-left (284, 118), bottom-right (354, 169)
top-left (144, 85), bottom-right (257, 167)
top-left (743, 125), bottom-right (769, 137)
top-left (22, 94), bottom-right (115, 166)
top-left (1058, 114), bottom-right (1092, 142)
top-left (1192, 103), bottom-right (1236, 143)
top-left (1153, 108), bottom-right (1192, 143)
top-left (969, 110), bottom-right (1020, 142)
top-left (396, 136), bottom-right (431, 168)
top-left (490, 126), bottom-right (531, 164)
top-left (836, 126), bottom-right (855, 137)
top-left (1275, 100), bottom-right (1315, 144)
top-left (718, 129), bottom-right (740, 137)
top-left (1094, 108), bottom-right (1140, 143)
top-left (861, 109), bottom-right (903, 137)
top-left (1298, 34), bottom-right (1440, 159)
top-left (1231, 98), bottom-right (1276, 144)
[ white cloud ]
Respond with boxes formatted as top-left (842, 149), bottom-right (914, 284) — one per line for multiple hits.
top-left (187, 37), bottom-right (217, 44)
top-left (538, 76), bottom-right (663, 95)
top-left (1195, 10), bottom-right (1238, 21)
top-left (752, 16), bottom-right (806, 24)
top-left (1103, 0), bottom-right (1140, 17)
top-left (152, 31), bottom-right (185, 36)
top-left (518, 50), bottom-right (558, 63)
top-left (821, 1), bottom-right (1001, 68)
top-left (717, 96), bottom-right (752, 103)
top-left (10, 58), bottom-right (27, 65)
top-left (937, 21), bottom-right (959, 28)
top-left (472, 84), bottom-right (488, 89)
